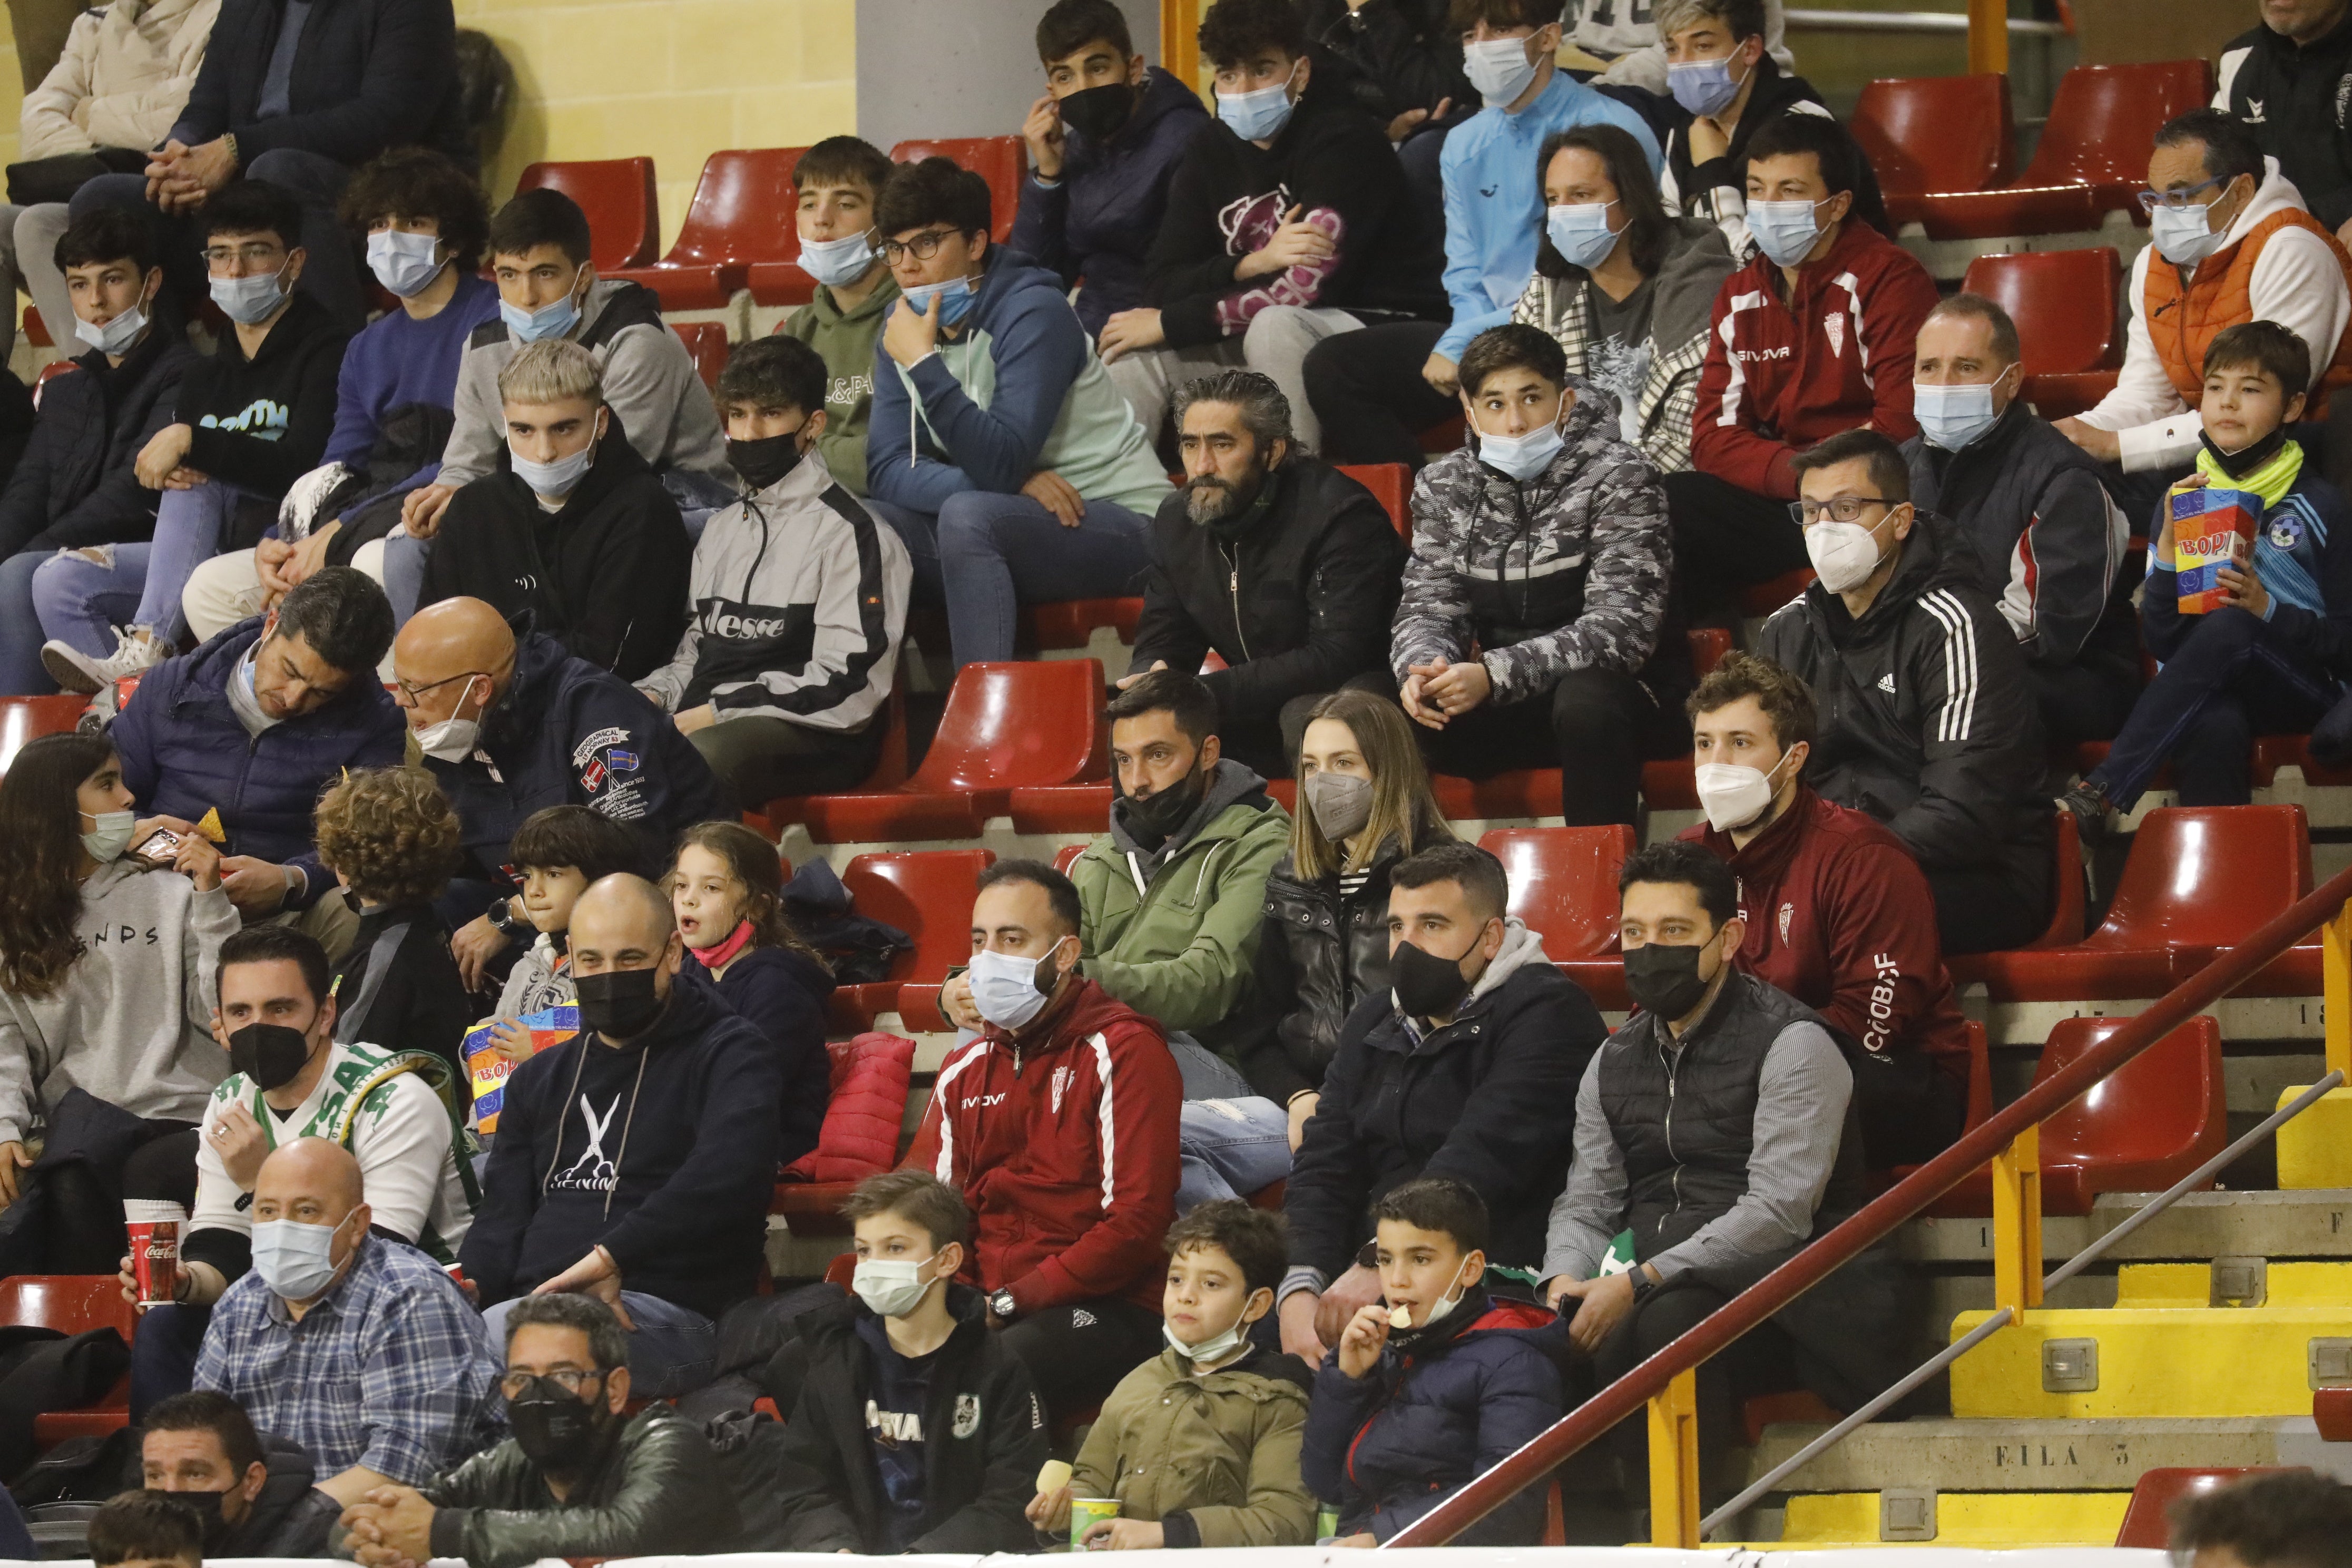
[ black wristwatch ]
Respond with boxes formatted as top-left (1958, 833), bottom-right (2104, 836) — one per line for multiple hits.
top-left (989, 1289), bottom-right (1019, 1321)
top-left (1631, 1269), bottom-right (1661, 1306)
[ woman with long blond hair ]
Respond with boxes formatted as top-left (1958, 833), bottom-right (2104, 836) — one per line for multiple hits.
top-left (1239, 690), bottom-right (1455, 1149)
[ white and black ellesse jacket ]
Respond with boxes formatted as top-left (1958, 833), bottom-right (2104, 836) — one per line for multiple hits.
top-left (639, 450), bottom-right (910, 733)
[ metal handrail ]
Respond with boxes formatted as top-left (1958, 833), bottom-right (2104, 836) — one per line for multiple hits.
top-left (1783, 8), bottom-right (2067, 34)
top-left (1383, 859), bottom-right (2352, 1548)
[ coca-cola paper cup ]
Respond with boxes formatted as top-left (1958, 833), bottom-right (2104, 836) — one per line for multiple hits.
top-left (123, 1199), bottom-right (186, 1307)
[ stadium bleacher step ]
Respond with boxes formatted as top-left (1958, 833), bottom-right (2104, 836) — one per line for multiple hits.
top-left (1950, 1261), bottom-right (2352, 1418)
top-left (1769, 1489), bottom-right (2131, 1546)
top-left (1899, 1189), bottom-right (2352, 1265)
top-left (1738, 1415), bottom-right (2351, 1495)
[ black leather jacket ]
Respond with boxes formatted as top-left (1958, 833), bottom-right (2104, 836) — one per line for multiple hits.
top-left (1238, 835), bottom-right (1422, 1106)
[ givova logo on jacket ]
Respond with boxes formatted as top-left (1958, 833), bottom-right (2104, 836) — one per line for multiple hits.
top-left (199, 399), bottom-right (292, 440)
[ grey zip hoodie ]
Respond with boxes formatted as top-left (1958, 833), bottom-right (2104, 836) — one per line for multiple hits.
top-left (0, 860), bottom-right (239, 1145)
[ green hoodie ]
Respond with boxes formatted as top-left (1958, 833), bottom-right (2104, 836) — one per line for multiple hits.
top-left (1070, 759), bottom-right (1290, 1054)
top-left (781, 270), bottom-right (901, 497)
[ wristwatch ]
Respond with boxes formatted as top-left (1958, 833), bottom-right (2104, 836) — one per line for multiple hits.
top-left (486, 897), bottom-right (522, 936)
top-left (989, 1288), bottom-right (1019, 1321)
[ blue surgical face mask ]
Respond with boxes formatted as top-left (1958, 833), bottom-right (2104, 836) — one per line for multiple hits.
top-left (1914, 376), bottom-right (2006, 452)
top-left (900, 274), bottom-right (976, 329)
top-left (74, 298), bottom-right (148, 357)
top-left (252, 1215), bottom-right (345, 1301)
top-left (2150, 200), bottom-right (2231, 268)
top-left (1476, 414), bottom-right (1565, 482)
top-left (366, 229), bottom-right (446, 298)
top-left (965, 938), bottom-right (1072, 1031)
top-left (1464, 35), bottom-right (1540, 107)
top-left (1748, 197), bottom-right (1830, 268)
top-left (799, 229), bottom-right (877, 290)
top-left (210, 266), bottom-right (289, 327)
top-left (1218, 67), bottom-right (1300, 142)
top-left (1667, 54), bottom-right (1747, 118)
top-left (511, 420), bottom-right (600, 498)
top-left (1545, 201), bottom-right (1621, 270)
top-left (501, 269), bottom-right (586, 343)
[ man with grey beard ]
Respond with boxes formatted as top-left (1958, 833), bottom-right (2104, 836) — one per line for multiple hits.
top-left (1126, 369), bottom-right (1405, 776)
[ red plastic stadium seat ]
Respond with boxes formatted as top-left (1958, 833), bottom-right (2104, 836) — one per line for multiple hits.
top-left (517, 158), bottom-right (660, 271)
top-left (1024, 598), bottom-right (1143, 652)
top-left (1945, 812), bottom-right (2086, 987)
top-left (2, 1276), bottom-right (135, 1443)
top-left (889, 138), bottom-right (1026, 242)
top-left (23, 305), bottom-right (51, 347)
top-left (32, 359), bottom-right (76, 411)
top-left (1961, 249), bottom-right (2124, 420)
top-left (2254, 732), bottom-right (2352, 788)
top-left (1850, 74), bottom-right (2014, 226)
top-left (799, 661), bottom-right (1106, 843)
top-left (1053, 842), bottom-right (1087, 875)
top-left (0, 695), bottom-right (91, 775)
top-left (672, 323), bottom-right (729, 393)
top-left (1483, 826), bottom-right (1633, 1008)
top-left (1913, 61), bottom-right (2213, 240)
top-left (830, 850), bottom-right (993, 1030)
top-left (606, 148), bottom-right (808, 310)
top-left (2116, 1469), bottom-right (2286, 1549)
top-left (1966, 806), bottom-right (2310, 1001)
top-left (822, 1252), bottom-right (857, 1290)
top-left (1740, 567), bottom-right (1815, 617)
top-left (1688, 626), bottom-right (1732, 678)
top-left (758, 687), bottom-right (909, 838)
top-left (1741, 1389), bottom-right (1843, 1447)
top-left (1007, 781), bottom-right (1113, 835)
top-left (1335, 463), bottom-right (1411, 538)
top-left (2316, 1386), bottom-right (2352, 1440)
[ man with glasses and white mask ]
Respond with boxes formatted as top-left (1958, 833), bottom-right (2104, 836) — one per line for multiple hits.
top-left (191, 1138), bottom-right (500, 1511)
top-left (1669, 113), bottom-right (1937, 614)
top-left (2056, 108), bottom-right (2352, 515)
top-left (1757, 429), bottom-right (2050, 956)
top-left (1905, 292), bottom-right (2135, 746)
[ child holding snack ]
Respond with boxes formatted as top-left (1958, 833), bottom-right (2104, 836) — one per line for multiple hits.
top-left (1299, 1178), bottom-right (1564, 1546)
top-left (1026, 1200), bottom-right (1315, 1550)
top-left (2063, 320), bottom-right (2352, 828)
top-left (312, 767), bottom-right (470, 1080)
top-left (483, 806), bottom-right (646, 1061)
top-left (669, 821), bottom-right (835, 1168)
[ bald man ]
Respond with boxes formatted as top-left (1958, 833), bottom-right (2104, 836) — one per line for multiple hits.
top-left (193, 1139), bottom-right (500, 1515)
top-left (459, 875), bottom-right (781, 1398)
top-left (393, 598), bottom-right (728, 991)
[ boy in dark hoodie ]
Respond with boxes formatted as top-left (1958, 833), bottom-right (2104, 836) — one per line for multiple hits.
top-left (780, 136), bottom-right (900, 498)
top-left (1010, 0), bottom-right (1209, 340)
top-left (462, 872), bottom-right (782, 1399)
top-left (419, 338), bottom-right (690, 681)
top-left (776, 1170), bottom-right (1048, 1554)
top-left (1104, 0), bottom-right (1446, 455)
top-left (0, 204), bottom-right (195, 693)
top-left (1302, 1177), bottom-right (1563, 1546)
top-left (38, 178), bottom-right (348, 693)
top-left (863, 155), bottom-right (1171, 667)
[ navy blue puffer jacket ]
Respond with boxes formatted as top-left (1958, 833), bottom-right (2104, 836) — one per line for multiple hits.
top-left (1300, 1291), bottom-right (1566, 1544)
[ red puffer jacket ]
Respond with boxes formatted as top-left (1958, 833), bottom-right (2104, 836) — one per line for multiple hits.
top-left (918, 978), bottom-right (1182, 1315)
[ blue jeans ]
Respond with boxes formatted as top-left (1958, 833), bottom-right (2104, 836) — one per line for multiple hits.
top-left (31, 480), bottom-right (245, 652)
top-left (129, 1301), bottom-right (209, 1420)
top-left (483, 1290), bottom-right (717, 1398)
top-left (866, 491), bottom-right (1152, 665)
top-left (1178, 1097), bottom-right (1292, 1211)
top-left (0, 551), bottom-right (51, 693)
top-left (381, 531), bottom-right (428, 625)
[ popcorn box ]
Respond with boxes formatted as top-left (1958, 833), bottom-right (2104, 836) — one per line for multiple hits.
top-left (2170, 483), bottom-right (2262, 614)
top-left (463, 1003), bottom-right (578, 1135)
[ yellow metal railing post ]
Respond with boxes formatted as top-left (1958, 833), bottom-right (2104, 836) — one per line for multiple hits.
top-left (1991, 1125), bottom-right (2043, 1312)
top-left (1966, 0), bottom-right (2009, 75)
top-left (1163, 0), bottom-right (1202, 97)
top-left (1647, 1367), bottom-right (1701, 1546)
top-left (2324, 907), bottom-right (2352, 1077)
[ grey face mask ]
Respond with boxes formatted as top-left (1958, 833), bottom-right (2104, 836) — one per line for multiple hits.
top-left (1303, 771), bottom-right (1373, 841)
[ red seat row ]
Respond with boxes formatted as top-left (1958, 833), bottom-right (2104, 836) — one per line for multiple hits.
top-left (1, 1275), bottom-right (135, 1443)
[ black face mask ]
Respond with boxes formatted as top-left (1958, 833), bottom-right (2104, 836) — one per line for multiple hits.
top-left (1623, 941), bottom-right (1713, 1020)
top-left (575, 968), bottom-right (666, 1040)
top-left (229, 1022), bottom-right (315, 1092)
top-left (1059, 81), bottom-right (1138, 143)
top-left (2201, 421), bottom-right (2290, 481)
top-left (1121, 766), bottom-right (1204, 845)
top-left (728, 430), bottom-right (805, 492)
top-left (147, 1487), bottom-right (233, 1550)
top-left (1391, 936), bottom-right (1475, 1020)
top-left (507, 1379), bottom-right (610, 1473)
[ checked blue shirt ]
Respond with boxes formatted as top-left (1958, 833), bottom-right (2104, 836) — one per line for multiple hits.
top-left (195, 1236), bottom-right (502, 1484)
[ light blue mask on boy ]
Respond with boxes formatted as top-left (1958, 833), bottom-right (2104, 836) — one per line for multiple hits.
top-left (900, 275), bottom-right (976, 328)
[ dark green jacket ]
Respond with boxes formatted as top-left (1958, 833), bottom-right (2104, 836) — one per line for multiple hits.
top-left (420, 1404), bottom-right (739, 1568)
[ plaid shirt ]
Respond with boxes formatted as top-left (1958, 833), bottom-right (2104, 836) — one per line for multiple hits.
top-left (195, 1236), bottom-right (502, 1485)
top-left (1511, 272), bottom-right (1712, 475)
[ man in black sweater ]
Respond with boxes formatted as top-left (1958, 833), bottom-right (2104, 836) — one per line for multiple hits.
top-left (38, 179), bottom-right (347, 694)
top-left (1128, 368), bottom-right (1403, 775)
top-left (420, 338), bottom-right (690, 682)
top-left (461, 873), bottom-right (780, 1400)
top-left (1103, 0), bottom-right (1445, 454)
top-left (0, 204), bottom-right (194, 694)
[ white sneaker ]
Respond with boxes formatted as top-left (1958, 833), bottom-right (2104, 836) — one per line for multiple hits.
top-left (43, 626), bottom-right (167, 694)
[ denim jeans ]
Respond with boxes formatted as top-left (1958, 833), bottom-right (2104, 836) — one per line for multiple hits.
top-left (483, 1290), bottom-right (717, 1398)
top-left (865, 491), bottom-right (1152, 667)
top-left (128, 1301), bottom-right (209, 1420)
top-left (1178, 1097), bottom-right (1292, 1211)
top-left (0, 551), bottom-right (50, 693)
top-left (381, 531), bottom-right (428, 625)
top-left (30, 479), bottom-right (247, 653)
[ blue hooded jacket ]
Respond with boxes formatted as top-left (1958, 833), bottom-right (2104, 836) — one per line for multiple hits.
top-left (1008, 66), bottom-right (1210, 338)
top-left (111, 618), bottom-right (406, 909)
top-left (1300, 1291), bottom-right (1566, 1544)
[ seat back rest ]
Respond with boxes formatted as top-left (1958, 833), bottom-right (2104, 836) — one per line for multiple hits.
top-left (0, 1277), bottom-right (137, 1340)
top-left (2035, 1015), bottom-right (2224, 1168)
top-left (2021, 61), bottom-right (2214, 191)
top-left (517, 158), bottom-right (661, 271)
top-left (909, 660), bottom-right (1106, 793)
top-left (2092, 805), bottom-right (2312, 949)
top-left (1334, 463), bottom-right (1412, 538)
top-left (662, 148), bottom-right (809, 269)
top-left (839, 849), bottom-right (996, 987)
top-left (1960, 249), bottom-right (2122, 379)
top-left (673, 323), bottom-right (729, 393)
top-left (1851, 74), bottom-right (2014, 197)
top-left (2116, 1469), bottom-right (2287, 1549)
top-left (889, 138), bottom-right (1027, 242)
top-left (1480, 826), bottom-right (1636, 959)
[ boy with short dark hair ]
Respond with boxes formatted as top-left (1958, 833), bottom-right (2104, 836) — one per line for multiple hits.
top-left (2170, 1468), bottom-right (2352, 1568)
top-left (639, 334), bottom-right (910, 805)
top-left (1300, 1177), bottom-right (1563, 1546)
top-left (487, 805), bottom-right (647, 1052)
top-left (38, 178), bottom-right (350, 693)
top-left (780, 136), bottom-right (901, 497)
top-left (1028, 1200), bottom-right (1314, 1550)
top-left (89, 1492), bottom-right (204, 1568)
top-left (2067, 320), bottom-right (2352, 821)
top-left (776, 1170), bottom-right (1049, 1555)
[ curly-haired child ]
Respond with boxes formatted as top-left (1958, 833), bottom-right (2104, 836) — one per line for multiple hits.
top-left (313, 766), bottom-right (471, 1078)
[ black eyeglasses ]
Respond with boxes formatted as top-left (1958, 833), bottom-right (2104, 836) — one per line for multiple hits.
top-left (1787, 496), bottom-right (1895, 526)
top-left (499, 1368), bottom-right (604, 1399)
top-left (879, 228), bottom-right (965, 265)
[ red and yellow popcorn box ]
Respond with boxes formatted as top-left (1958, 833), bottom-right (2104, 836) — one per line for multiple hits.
top-left (2170, 483), bottom-right (2262, 614)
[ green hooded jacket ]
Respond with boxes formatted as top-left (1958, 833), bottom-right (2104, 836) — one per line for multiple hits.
top-left (1069, 759), bottom-right (1290, 1054)
top-left (781, 269), bottom-right (900, 497)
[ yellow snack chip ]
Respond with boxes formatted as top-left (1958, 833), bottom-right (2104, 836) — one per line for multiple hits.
top-left (194, 809), bottom-right (227, 844)
top-left (1388, 1305), bottom-right (1413, 1330)
top-left (1037, 1459), bottom-right (1072, 1493)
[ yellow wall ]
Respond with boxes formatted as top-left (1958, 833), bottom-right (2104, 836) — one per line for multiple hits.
top-left (0, 0), bottom-right (858, 253)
